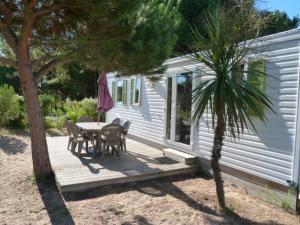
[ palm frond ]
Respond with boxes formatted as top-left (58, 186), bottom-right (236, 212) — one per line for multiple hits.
top-left (190, 2), bottom-right (274, 139)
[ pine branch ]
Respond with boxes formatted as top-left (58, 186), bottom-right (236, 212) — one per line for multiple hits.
top-left (0, 57), bottom-right (17, 68)
top-left (34, 57), bottom-right (72, 82)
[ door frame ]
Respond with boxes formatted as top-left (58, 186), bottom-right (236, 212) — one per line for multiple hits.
top-left (163, 69), bottom-right (197, 154)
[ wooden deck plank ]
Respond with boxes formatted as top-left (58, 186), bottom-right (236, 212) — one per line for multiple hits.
top-left (47, 136), bottom-right (199, 192)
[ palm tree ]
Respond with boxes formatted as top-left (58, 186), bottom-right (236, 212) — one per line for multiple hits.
top-left (190, 0), bottom-right (274, 210)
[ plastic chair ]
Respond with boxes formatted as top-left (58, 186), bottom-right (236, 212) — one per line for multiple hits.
top-left (111, 118), bottom-right (122, 125)
top-left (121, 121), bottom-right (131, 151)
top-left (98, 124), bottom-right (123, 159)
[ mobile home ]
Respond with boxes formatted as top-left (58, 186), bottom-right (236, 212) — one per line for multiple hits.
top-left (106, 29), bottom-right (300, 210)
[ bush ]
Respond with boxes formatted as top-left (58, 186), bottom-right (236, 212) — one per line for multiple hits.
top-left (0, 84), bottom-right (21, 126)
top-left (44, 116), bottom-right (66, 129)
top-left (7, 95), bottom-right (28, 128)
top-left (39, 94), bottom-right (56, 116)
top-left (80, 98), bottom-right (98, 120)
top-left (64, 98), bottom-right (100, 122)
top-left (63, 99), bottom-right (85, 122)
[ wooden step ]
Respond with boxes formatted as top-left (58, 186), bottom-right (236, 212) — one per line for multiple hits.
top-left (163, 148), bottom-right (197, 165)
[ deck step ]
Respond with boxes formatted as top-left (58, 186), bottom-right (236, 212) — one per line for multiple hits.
top-left (163, 148), bottom-right (197, 165)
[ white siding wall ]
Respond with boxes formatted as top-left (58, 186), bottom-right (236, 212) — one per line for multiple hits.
top-left (106, 29), bottom-right (300, 186)
top-left (106, 76), bottom-right (166, 145)
top-left (195, 37), bottom-right (300, 186)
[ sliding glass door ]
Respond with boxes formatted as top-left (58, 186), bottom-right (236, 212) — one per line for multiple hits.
top-left (166, 73), bottom-right (192, 147)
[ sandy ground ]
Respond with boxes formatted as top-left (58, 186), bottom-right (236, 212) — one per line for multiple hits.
top-left (0, 128), bottom-right (299, 225)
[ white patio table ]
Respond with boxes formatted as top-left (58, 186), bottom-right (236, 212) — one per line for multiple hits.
top-left (76, 122), bottom-right (109, 157)
top-left (76, 122), bottom-right (109, 132)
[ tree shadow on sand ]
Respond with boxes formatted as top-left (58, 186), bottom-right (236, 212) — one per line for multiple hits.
top-left (37, 176), bottom-right (75, 225)
top-left (63, 174), bottom-right (290, 225)
top-left (0, 135), bottom-right (28, 154)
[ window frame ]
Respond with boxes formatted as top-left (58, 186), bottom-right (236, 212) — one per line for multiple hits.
top-left (116, 79), bottom-right (124, 103)
top-left (130, 76), bottom-right (142, 106)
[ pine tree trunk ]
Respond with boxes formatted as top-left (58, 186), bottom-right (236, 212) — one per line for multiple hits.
top-left (211, 116), bottom-right (226, 210)
top-left (17, 51), bottom-right (52, 177)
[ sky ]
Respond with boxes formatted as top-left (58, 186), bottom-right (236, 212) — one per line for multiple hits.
top-left (258, 0), bottom-right (300, 18)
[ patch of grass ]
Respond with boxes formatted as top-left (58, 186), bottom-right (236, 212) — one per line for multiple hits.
top-left (260, 184), bottom-right (291, 210)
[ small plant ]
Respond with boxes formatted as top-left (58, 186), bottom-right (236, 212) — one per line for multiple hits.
top-left (261, 185), bottom-right (291, 210)
top-left (0, 84), bottom-right (21, 126)
top-left (27, 173), bottom-right (49, 186)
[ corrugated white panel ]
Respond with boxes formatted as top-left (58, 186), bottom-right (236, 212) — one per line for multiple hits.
top-left (197, 38), bottom-right (299, 186)
top-left (106, 30), bottom-right (300, 186)
top-left (106, 77), bottom-right (166, 144)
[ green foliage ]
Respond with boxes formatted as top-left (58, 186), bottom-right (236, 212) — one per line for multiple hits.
top-left (7, 96), bottom-right (28, 128)
top-left (44, 116), bottom-right (66, 129)
top-left (41, 64), bottom-right (98, 100)
top-left (261, 185), bottom-right (292, 210)
top-left (77, 0), bottom-right (181, 75)
top-left (0, 66), bottom-right (21, 94)
top-left (0, 85), bottom-right (21, 126)
top-left (39, 94), bottom-right (56, 116)
top-left (191, 1), bottom-right (274, 138)
top-left (63, 99), bottom-right (85, 122)
top-left (80, 98), bottom-right (98, 120)
top-left (175, 1), bottom-right (299, 54)
top-left (64, 98), bottom-right (99, 122)
top-left (259, 10), bottom-right (300, 37)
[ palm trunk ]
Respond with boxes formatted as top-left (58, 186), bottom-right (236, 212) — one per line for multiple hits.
top-left (211, 115), bottom-right (226, 210)
top-left (17, 51), bottom-right (52, 177)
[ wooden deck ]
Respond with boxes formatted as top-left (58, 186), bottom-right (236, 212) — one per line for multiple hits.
top-left (47, 136), bottom-right (199, 192)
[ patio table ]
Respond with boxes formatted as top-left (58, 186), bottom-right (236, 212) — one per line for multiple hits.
top-left (76, 122), bottom-right (109, 132)
top-left (76, 122), bottom-right (109, 157)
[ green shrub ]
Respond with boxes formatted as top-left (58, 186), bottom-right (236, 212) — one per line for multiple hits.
top-left (0, 84), bottom-right (21, 126)
top-left (44, 116), bottom-right (66, 129)
top-left (63, 99), bottom-right (85, 122)
top-left (80, 98), bottom-right (98, 120)
top-left (64, 98), bottom-right (99, 122)
top-left (7, 95), bottom-right (28, 128)
top-left (39, 94), bottom-right (56, 116)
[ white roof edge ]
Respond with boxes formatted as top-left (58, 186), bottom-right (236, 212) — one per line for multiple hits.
top-left (164, 28), bottom-right (300, 66)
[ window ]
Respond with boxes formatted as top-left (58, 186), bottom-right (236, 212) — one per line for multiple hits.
top-left (134, 77), bottom-right (141, 104)
top-left (130, 79), bottom-right (135, 105)
top-left (247, 60), bottom-right (266, 93)
top-left (112, 81), bottom-right (116, 102)
top-left (112, 79), bottom-right (129, 104)
top-left (130, 77), bottom-right (142, 105)
top-left (122, 80), bottom-right (128, 104)
top-left (247, 59), bottom-right (266, 116)
top-left (116, 80), bottom-right (123, 103)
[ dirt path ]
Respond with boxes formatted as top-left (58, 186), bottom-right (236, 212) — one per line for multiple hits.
top-left (0, 129), bottom-right (299, 225)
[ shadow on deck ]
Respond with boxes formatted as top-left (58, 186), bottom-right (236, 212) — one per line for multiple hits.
top-left (47, 136), bottom-right (199, 192)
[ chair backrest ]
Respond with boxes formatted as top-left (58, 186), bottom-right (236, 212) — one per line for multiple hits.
top-left (111, 118), bottom-right (121, 125)
top-left (70, 123), bottom-right (82, 139)
top-left (65, 120), bottom-right (73, 136)
top-left (77, 115), bottom-right (94, 123)
top-left (101, 124), bottom-right (123, 146)
top-left (122, 120), bottom-right (131, 135)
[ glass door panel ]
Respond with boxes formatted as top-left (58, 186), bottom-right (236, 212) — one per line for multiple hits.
top-left (175, 73), bottom-right (192, 145)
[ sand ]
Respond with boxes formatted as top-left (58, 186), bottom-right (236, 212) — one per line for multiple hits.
top-left (0, 128), bottom-right (299, 225)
